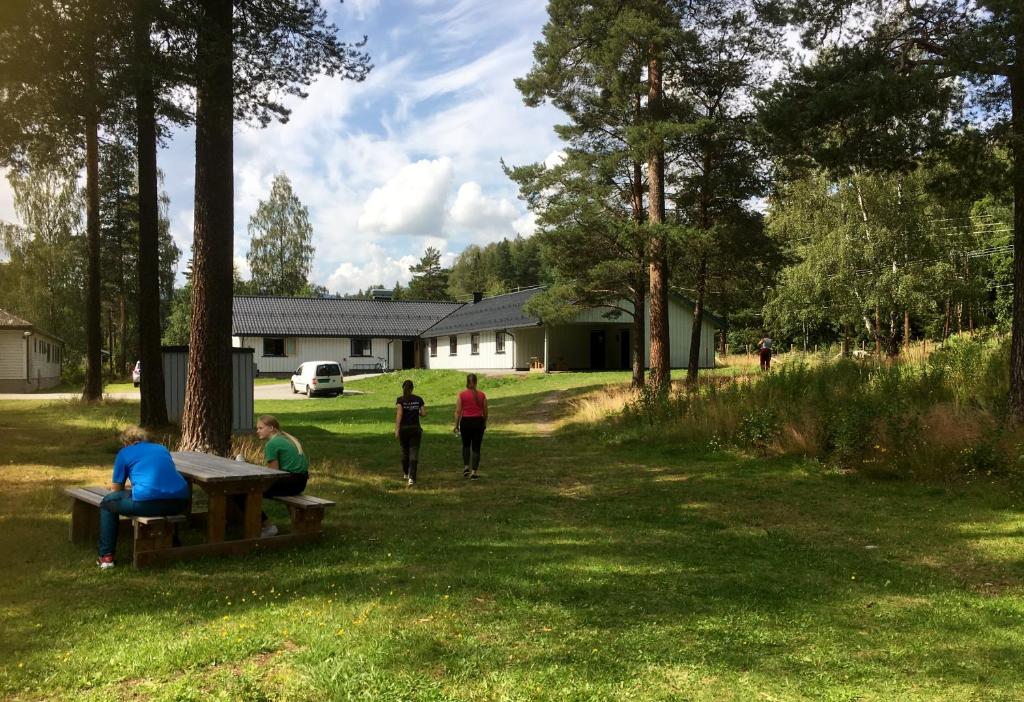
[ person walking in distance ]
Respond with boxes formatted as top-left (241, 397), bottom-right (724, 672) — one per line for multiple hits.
top-left (395, 379), bottom-right (426, 486)
top-left (454, 373), bottom-right (487, 480)
top-left (758, 333), bottom-right (773, 371)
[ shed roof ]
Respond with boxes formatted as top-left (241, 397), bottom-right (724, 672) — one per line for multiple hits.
top-left (232, 296), bottom-right (463, 338)
top-left (420, 287), bottom-right (545, 337)
top-left (0, 309), bottom-right (32, 329)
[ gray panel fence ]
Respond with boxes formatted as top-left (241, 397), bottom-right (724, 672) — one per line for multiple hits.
top-left (162, 346), bottom-right (255, 433)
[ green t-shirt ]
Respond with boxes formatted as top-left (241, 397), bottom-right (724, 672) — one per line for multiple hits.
top-left (265, 433), bottom-right (308, 474)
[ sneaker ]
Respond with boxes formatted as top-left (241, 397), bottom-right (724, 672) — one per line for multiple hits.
top-left (403, 472), bottom-right (409, 479)
top-left (261, 524), bottom-right (279, 538)
top-left (470, 473), bottom-right (479, 481)
top-left (407, 477), bottom-right (415, 486)
top-left (463, 468), bottom-right (470, 478)
top-left (97, 554), bottom-right (115, 569)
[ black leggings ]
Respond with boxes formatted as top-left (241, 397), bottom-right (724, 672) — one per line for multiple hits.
top-left (233, 471), bottom-right (307, 522)
top-left (460, 417), bottom-right (485, 470)
top-left (399, 425), bottom-right (423, 480)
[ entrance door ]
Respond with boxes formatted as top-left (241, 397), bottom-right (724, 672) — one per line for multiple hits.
top-left (401, 340), bottom-right (415, 369)
top-left (619, 329), bottom-right (631, 370)
top-left (589, 330), bottom-right (606, 370)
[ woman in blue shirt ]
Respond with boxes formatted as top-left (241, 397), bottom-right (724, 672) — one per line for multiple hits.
top-left (97, 426), bottom-right (190, 568)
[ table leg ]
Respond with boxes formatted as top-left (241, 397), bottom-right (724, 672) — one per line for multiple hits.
top-left (244, 488), bottom-right (263, 540)
top-left (207, 491), bottom-right (227, 544)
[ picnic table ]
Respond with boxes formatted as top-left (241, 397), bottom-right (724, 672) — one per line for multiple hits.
top-left (172, 451), bottom-right (283, 543)
top-left (65, 451), bottom-right (334, 567)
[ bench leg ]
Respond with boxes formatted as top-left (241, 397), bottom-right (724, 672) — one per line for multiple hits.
top-left (243, 488), bottom-right (263, 540)
top-left (70, 500), bottom-right (98, 544)
top-left (207, 492), bottom-right (227, 544)
top-left (287, 506), bottom-right (325, 536)
top-left (133, 520), bottom-right (177, 568)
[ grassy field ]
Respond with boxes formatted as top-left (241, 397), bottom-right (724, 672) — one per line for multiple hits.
top-left (1, 369), bottom-right (1023, 701)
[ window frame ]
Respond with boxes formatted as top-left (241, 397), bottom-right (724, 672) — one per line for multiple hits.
top-left (470, 333), bottom-right (480, 355)
top-left (350, 338), bottom-right (372, 357)
top-left (263, 337), bottom-right (286, 357)
top-left (429, 337), bottom-right (438, 357)
top-left (495, 331), bottom-right (506, 354)
top-left (449, 335), bottom-right (458, 356)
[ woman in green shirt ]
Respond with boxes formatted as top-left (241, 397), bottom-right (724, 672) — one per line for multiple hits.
top-left (254, 414), bottom-right (308, 537)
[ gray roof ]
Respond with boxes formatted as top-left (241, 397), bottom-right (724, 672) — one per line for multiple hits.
top-left (421, 288), bottom-right (544, 337)
top-left (0, 309), bottom-right (32, 329)
top-left (232, 296), bottom-right (463, 338)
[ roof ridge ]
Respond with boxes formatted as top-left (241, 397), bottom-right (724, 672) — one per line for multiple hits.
top-left (234, 295), bottom-right (463, 305)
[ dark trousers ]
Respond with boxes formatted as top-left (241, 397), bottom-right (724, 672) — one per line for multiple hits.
top-left (232, 471), bottom-right (308, 523)
top-left (459, 417), bottom-right (485, 470)
top-left (399, 425), bottom-right (423, 480)
top-left (99, 490), bottom-right (189, 557)
top-left (759, 348), bottom-right (772, 370)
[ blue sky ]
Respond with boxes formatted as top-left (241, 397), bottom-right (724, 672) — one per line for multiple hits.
top-left (170, 0), bottom-right (564, 293)
top-left (0, 0), bottom-right (565, 293)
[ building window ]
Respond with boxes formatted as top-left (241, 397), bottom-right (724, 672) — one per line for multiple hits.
top-left (430, 337), bottom-right (438, 357)
top-left (471, 333), bottom-right (480, 355)
top-left (449, 335), bottom-right (458, 356)
top-left (263, 338), bottom-right (286, 357)
top-left (495, 332), bottom-right (505, 354)
top-left (351, 338), bottom-right (372, 357)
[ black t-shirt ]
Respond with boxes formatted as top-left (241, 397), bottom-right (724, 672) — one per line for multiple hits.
top-left (396, 394), bottom-right (425, 427)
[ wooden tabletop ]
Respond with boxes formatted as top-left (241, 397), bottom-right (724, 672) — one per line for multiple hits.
top-left (172, 451), bottom-right (284, 484)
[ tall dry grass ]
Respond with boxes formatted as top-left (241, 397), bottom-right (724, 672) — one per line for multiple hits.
top-left (598, 332), bottom-right (1021, 479)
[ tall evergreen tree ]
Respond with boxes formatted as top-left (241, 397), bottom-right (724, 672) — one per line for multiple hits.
top-left (0, 0), bottom-right (129, 401)
top-left (246, 173), bottom-right (315, 295)
top-left (179, 1), bottom-right (371, 454)
top-left (407, 247), bottom-right (452, 301)
top-left (516, 0), bottom-right (686, 389)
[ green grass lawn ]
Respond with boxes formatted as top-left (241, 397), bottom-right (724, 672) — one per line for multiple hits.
top-left (1, 371), bottom-right (1023, 701)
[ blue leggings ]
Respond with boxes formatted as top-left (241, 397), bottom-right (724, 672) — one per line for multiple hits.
top-left (99, 490), bottom-right (189, 557)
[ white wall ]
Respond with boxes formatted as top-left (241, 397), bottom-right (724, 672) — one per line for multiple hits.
top-left (0, 330), bottom-right (25, 380)
top-left (28, 333), bottom-right (62, 384)
top-left (234, 335), bottom-right (403, 374)
top-left (423, 330), bottom-right (518, 370)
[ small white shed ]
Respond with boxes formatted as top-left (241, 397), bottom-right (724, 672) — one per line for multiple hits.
top-left (161, 346), bottom-right (256, 432)
top-left (0, 309), bottom-right (64, 392)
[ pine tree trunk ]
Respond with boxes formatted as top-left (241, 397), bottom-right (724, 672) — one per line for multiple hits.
top-left (631, 283), bottom-right (645, 389)
top-left (118, 296), bottom-right (127, 374)
top-left (82, 107), bottom-right (103, 401)
top-left (646, 53), bottom-right (670, 391)
top-left (944, 299), bottom-right (951, 339)
top-left (180, 0), bottom-right (233, 453)
top-left (903, 310), bottom-right (910, 352)
top-left (687, 255), bottom-right (707, 384)
top-left (1009, 27), bottom-right (1024, 418)
top-left (630, 159), bottom-right (645, 389)
top-left (135, 0), bottom-right (169, 427)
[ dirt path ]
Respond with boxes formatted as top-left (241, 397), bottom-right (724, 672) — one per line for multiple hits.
top-left (516, 389), bottom-right (567, 435)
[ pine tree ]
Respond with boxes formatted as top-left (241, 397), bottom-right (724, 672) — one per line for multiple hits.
top-left (407, 247), bottom-right (452, 301)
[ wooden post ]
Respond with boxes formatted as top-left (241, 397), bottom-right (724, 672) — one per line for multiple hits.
top-left (207, 492), bottom-right (227, 543)
top-left (243, 487), bottom-right (262, 540)
top-left (543, 326), bottom-right (549, 373)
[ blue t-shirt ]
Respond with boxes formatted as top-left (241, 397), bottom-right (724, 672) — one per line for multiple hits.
top-left (112, 442), bottom-right (189, 501)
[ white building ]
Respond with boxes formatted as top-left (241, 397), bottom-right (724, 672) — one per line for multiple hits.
top-left (420, 288), bottom-right (720, 371)
top-left (0, 309), bottom-right (64, 392)
top-left (232, 289), bottom-right (721, 376)
top-left (232, 296), bottom-right (461, 376)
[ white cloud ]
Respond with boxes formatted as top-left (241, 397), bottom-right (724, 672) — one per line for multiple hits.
top-left (0, 171), bottom-right (20, 225)
top-left (234, 255), bottom-right (251, 280)
top-left (357, 158), bottom-right (453, 236)
top-left (512, 210), bottom-right (538, 237)
top-left (449, 181), bottom-right (518, 230)
top-left (344, 0), bottom-right (381, 21)
top-left (325, 244), bottom-right (419, 293)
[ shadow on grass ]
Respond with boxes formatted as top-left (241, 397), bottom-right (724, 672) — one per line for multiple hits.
top-left (3, 390), bottom-right (1024, 698)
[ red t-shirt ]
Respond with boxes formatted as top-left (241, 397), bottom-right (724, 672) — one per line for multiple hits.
top-left (459, 389), bottom-right (486, 417)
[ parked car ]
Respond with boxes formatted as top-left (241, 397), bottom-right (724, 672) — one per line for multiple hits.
top-left (132, 360), bottom-right (141, 387)
top-left (290, 361), bottom-right (344, 397)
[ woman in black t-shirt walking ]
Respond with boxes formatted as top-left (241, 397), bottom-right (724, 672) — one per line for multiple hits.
top-left (395, 379), bottom-right (426, 486)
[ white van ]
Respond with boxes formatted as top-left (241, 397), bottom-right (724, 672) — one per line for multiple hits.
top-left (290, 361), bottom-right (344, 397)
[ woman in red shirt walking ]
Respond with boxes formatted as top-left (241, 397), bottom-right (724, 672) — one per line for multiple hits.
top-left (454, 373), bottom-right (488, 480)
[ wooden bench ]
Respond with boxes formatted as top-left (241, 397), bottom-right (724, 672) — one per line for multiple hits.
top-left (267, 494), bottom-right (335, 536)
top-left (65, 486), bottom-right (187, 567)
